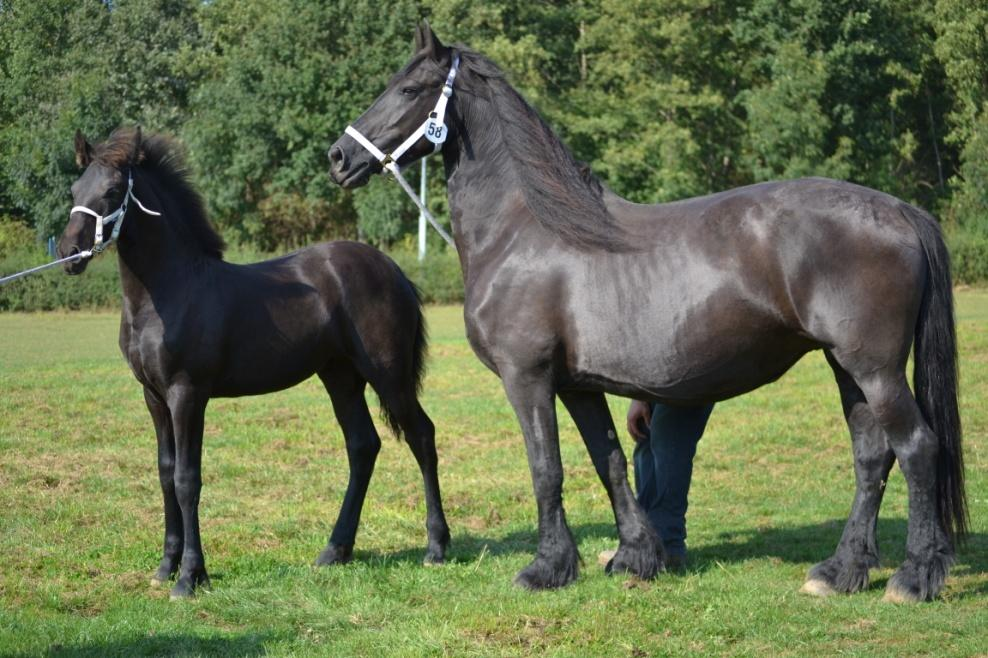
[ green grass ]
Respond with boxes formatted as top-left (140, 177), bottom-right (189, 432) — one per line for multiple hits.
top-left (1, 292), bottom-right (986, 657)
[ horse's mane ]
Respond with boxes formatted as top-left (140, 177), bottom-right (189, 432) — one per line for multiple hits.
top-left (454, 47), bottom-right (634, 252)
top-left (96, 128), bottom-right (225, 259)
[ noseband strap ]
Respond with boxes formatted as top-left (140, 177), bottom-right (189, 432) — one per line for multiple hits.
top-left (70, 171), bottom-right (161, 254)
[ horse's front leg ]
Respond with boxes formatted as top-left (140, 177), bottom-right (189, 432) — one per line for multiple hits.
top-left (559, 391), bottom-right (664, 580)
top-left (144, 386), bottom-right (184, 587)
top-left (501, 366), bottom-right (579, 589)
top-left (167, 387), bottom-right (210, 599)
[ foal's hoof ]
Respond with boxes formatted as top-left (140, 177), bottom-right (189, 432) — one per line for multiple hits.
top-left (315, 543), bottom-right (353, 567)
top-left (423, 550), bottom-right (445, 566)
top-left (513, 553), bottom-right (579, 590)
top-left (150, 562), bottom-right (178, 587)
top-left (169, 570), bottom-right (210, 601)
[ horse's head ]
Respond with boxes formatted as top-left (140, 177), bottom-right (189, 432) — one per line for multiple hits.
top-left (328, 22), bottom-right (455, 188)
top-left (58, 128), bottom-right (142, 274)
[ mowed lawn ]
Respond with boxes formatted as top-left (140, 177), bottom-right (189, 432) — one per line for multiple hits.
top-left (1, 291), bottom-right (986, 657)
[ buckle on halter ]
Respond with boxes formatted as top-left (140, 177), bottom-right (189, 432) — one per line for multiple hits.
top-left (442, 84), bottom-right (453, 98)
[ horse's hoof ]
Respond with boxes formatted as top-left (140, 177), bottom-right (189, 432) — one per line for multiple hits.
top-left (315, 544), bottom-right (353, 567)
top-left (800, 578), bottom-right (836, 597)
top-left (150, 575), bottom-right (167, 588)
top-left (513, 554), bottom-right (578, 590)
top-left (883, 585), bottom-right (920, 604)
top-left (606, 543), bottom-right (662, 581)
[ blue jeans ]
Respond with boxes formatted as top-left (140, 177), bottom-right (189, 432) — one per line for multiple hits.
top-left (633, 402), bottom-right (713, 557)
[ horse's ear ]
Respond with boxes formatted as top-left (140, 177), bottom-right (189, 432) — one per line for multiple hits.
top-left (130, 126), bottom-right (143, 165)
top-left (414, 20), bottom-right (446, 60)
top-left (74, 130), bottom-right (93, 169)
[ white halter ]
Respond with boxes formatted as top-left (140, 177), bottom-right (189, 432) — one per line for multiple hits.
top-left (0, 171), bottom-right (162, 286)
top-left (70, 171), bottom-right (161, 255)
top-left (344, 55), bottom-right (460, 248)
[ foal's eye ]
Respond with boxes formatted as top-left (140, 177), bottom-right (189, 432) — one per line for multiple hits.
top-left (400, 87), bottom-right (421, 97)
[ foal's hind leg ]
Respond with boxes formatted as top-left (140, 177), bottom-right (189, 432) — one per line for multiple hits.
top-left (144, 387), bottom-right (184, 587)
top-left (315, 363), bottom-right (381, 566)
top-left (802, 354), bottom-right (894, 596)
top-left (559, 391), bottom-right (663, 580)
top-left (390, 400), bottom-right (450, 564)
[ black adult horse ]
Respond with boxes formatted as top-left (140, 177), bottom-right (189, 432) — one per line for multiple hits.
top-left (327, 24), bottom-right (966, 602)
top-left (58, 128), bottom-right (449, 599)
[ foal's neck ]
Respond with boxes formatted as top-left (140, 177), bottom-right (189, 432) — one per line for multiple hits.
top-left (115, 175), bottom-right (213, 309)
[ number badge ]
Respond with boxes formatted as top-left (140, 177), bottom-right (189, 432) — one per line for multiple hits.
top-left (424, 118), bottom-right (448, 145)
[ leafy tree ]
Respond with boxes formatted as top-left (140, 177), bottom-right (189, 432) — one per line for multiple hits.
top-left (182, 0), bottom-right (419, 248)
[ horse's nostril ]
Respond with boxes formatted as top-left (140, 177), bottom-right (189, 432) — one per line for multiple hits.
top-left (329, 146), bottom-right (347, 170)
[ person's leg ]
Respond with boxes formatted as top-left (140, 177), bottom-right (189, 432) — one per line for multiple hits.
top-left (642, 402), bottom-right (713, 560)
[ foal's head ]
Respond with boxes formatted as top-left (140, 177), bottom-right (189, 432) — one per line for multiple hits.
top-left (328, 22), bottom-right (456, 188)
top-left (58, 127), bottom-right (223, 274)
top-left (58, 128), bottom-right (145, 273)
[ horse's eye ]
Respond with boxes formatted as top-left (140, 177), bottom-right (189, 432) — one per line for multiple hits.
top-left (400, 87), bottom-right (420, 97)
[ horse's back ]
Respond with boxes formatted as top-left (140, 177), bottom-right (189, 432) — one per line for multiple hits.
top-left (547, 179), bottom-right (929, 402)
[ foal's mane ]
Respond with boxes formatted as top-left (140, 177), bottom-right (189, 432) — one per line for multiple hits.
top-left (97, 128), bottom-right (225, 259)
top-left (453, 48), bottom-right (634, 252)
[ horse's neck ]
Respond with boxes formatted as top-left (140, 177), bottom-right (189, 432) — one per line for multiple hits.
top-left (115, 189), bottom-right (207, 309)
top-left (442, 95), bottom-right (534, 276)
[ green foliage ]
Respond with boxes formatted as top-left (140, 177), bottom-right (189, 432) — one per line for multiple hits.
top-left (1, 0), bottom-right (988, 276)
top-left (0, 218), bottom-right (34, 258)
top-left (353, 176), bottom-right (416, 247)
top-left (947, 228), bottom-right (988, 284)
top-left (0, 248), bottom-right (121, 311)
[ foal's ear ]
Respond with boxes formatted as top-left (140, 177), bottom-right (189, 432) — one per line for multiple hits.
top-left (74, 130), bottom-right (93, 169)
top-left (414, 20), bottom-right (446, 60)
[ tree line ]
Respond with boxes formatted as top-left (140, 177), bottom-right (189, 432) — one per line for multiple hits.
top-left (1, 0), bottom-right (986, 254)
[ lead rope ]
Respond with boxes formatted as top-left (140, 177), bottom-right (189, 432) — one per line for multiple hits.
top-left (344, 55), bottom-right (460, 250)
top-left (0, 171), bottom-right (160, 286)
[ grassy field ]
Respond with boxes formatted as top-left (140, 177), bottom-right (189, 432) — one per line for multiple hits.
top-left (1, 291), bottom-right (986, 657)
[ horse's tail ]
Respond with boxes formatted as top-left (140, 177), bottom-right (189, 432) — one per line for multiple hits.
top-left (379, 273), bottom-right (428, 439)
top-left (903, 204), bottom-right (968, 545)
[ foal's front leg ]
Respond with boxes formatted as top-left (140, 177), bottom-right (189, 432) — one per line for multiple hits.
top-left (559, 391), bottom-right (663, 580)
top-left (167, 387), bottom-right (210, 599)
top-left (501, 367), bottom-right (579, 589)
top-left (144, 387), bottom-right (184, 587)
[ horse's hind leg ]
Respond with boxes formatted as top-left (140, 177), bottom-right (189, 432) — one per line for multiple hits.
top-left (802, 353), bottom-right (895, 596)
top-left (842, 366), bottom-right (953, 602)
top-left (559, 391), bottom-right (663, 580)
top-left (315, 363), bottom-right (381, 566)
top-left (144, 386), bottom-right (184, 587)
top-left (388, 397), bottom-right (450, 564)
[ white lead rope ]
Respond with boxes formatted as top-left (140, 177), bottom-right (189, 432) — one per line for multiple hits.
top-left (344, 55), bottom-right (460, 250)
top-left (0, 171), bottom-right (160, 286)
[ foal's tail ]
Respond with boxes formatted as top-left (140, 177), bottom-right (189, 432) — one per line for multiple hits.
top-left (903, 205), bottom-right (968, 545)
top-left (379, 274), bottom-right (428, 439)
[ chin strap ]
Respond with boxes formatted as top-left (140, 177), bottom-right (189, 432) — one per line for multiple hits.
top-left (344, 55), bottom-right (460, 249)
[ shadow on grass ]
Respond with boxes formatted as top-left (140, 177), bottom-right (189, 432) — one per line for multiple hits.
top-left (350, 518), bottom-right (988, 597)
top-left (20, 632), bottom-right (277, 657)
